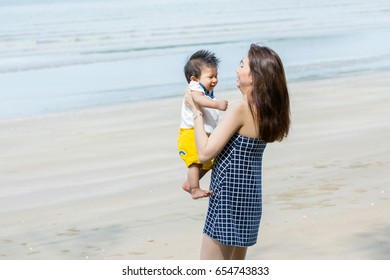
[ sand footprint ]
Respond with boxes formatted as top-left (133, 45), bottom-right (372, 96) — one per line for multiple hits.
top-left (348, 162), bottom-right (371, 169)
top-left (128, 251), bottom-right (147, 256)
top-left (57, 227), bottom-right (80, 236)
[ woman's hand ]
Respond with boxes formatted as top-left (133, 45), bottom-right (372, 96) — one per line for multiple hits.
top-left (184, 89), bottom-right (202, 112)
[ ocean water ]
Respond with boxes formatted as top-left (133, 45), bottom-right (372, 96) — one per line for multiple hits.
top-left (0, 0), bottom-right (389, 120)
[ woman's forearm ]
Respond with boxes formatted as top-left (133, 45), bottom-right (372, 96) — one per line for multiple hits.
top-left (185, 90), bottom-right (213, 162)
top-left (192, 110), bottom-right (210, 163)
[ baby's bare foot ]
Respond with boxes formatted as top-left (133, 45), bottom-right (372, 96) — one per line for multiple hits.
top-left (182, 181), bottom-right (212, 199)
top-left (181, 181), bottom-right (191, 193)
top-left (190, 188), bottom-right (212, 200)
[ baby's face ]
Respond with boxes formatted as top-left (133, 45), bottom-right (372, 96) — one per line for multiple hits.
top-left (198, 66), bottom-right (218, 92)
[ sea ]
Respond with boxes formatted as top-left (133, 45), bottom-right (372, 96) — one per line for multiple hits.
top-left (0, 0), bottom-right (389, 120)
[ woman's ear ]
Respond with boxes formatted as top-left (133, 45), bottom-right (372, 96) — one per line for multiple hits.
top-left (190, 76), bottom-right (198, 82)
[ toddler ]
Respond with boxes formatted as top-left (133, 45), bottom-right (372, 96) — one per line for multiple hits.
top-left (178, 50), bottom-right (228, 199)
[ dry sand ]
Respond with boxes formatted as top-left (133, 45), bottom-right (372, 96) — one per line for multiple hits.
top-left (0, 71), bottom-right (389, 260)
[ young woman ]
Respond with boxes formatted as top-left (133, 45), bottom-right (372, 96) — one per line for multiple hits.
top-left (185, 44), bottom-right (291, 259)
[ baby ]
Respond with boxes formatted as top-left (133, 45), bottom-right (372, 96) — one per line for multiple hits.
top-left (178, 50), bottom-right (228, 199)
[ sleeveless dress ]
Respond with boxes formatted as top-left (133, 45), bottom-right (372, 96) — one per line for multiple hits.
top-left (203, 133), bottom-right (267, 247)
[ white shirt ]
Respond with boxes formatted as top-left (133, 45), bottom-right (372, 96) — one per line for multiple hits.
top-left (180, 81), bottom-right (219, 134)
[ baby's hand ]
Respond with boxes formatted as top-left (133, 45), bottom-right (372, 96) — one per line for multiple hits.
top-left (217, 99), bottom-right (228, 111)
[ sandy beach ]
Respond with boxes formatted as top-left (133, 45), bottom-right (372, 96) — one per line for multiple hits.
top-left (1, 71), bottom-right (389, 260)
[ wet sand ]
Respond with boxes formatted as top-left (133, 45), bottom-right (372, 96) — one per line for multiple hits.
top-left (0, 71), bottom-right (389, 259)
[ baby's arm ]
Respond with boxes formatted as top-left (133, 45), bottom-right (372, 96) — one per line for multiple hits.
top-left (191, 91), bottom-right (228, 111)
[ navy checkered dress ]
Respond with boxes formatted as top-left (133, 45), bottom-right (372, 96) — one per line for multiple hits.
top-left (203, 133), bottom-right (266, 247)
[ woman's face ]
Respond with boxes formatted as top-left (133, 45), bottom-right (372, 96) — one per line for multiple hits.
top-left (236, 55), bottom-right (252, 91)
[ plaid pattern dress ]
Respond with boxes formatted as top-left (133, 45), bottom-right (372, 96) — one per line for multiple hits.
top-left (203, 133), bottom-right (267, 247)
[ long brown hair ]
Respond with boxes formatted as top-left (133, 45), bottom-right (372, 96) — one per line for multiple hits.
top-left (247, 44), bottom-right (290, 142)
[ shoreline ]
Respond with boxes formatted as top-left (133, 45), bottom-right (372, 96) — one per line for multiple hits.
top-left (1, 71), bottom-right (389, 259)
top-left (1, 69), bottom-right (388, 124)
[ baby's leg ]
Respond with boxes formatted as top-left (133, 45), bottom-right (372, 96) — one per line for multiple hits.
top-left (186, 164), bottom-right (211, 199)
top-left (182, 168), bottom-right (209, 193)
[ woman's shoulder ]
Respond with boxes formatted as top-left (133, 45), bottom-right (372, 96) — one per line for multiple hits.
top-left (228, 100), bottom-right (247, 113)
top-left (221, 100), bottom-right (251, 128)
top-left (228, 100), bottom-right (259, 139)
top-left (227, 100), bottom-right (252, 118)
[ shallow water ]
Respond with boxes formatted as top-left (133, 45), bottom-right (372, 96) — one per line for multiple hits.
top-left (0, 0), bottom-right (389, 120)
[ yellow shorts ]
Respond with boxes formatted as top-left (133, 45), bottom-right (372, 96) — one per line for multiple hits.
top-left (177, 128), bottom-right (213, 170)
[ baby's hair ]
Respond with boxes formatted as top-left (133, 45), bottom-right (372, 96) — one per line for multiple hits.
top-left (184, 50), bottom-right (220, 83)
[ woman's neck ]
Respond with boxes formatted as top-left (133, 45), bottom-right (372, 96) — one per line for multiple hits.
top-left (240, 87), bottom-right (252, 102)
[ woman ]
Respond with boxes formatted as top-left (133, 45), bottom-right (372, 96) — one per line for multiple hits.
top-left (186, 44), bottom-right (291, 259)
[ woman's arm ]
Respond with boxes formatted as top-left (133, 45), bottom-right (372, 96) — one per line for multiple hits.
top-left (186, 91), bottom-right (244, 162)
